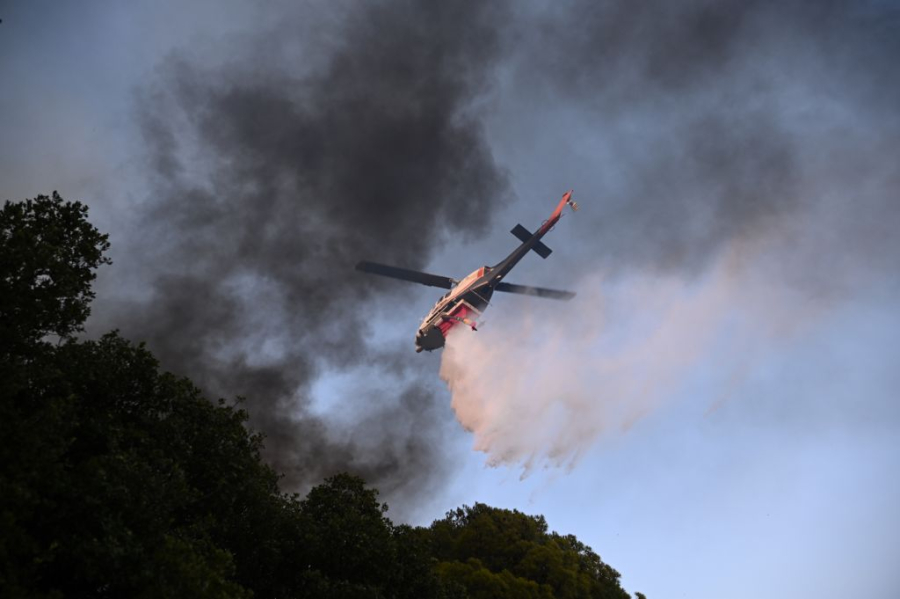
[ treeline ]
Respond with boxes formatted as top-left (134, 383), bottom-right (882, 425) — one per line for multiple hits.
top-left (0, 193), bottom-right (640, 598)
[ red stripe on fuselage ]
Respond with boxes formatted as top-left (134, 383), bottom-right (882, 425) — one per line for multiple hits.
top-left (438, 303), bottom-right (471, 336)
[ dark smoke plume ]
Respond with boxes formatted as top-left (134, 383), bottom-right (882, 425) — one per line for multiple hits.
top-left (106, 2), bottom-right (511, 514)
top-left (100, 0), bottom-right (900, 500)
top-left (509, 0), bottom-right (900, 286)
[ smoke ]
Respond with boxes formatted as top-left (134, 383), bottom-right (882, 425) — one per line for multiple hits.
top-left (440, 0), bottom-right (900, 470)
top-left (441, 242), bottom-right (813, 470)
top-left (89, 0), bottom-right (900, 497)
top-left (102, 1), bottom-right (512, 515)
top-left (507, 0), bottom-right (900, 281)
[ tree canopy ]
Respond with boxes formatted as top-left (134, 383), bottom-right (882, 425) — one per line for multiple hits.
top-left (428, 504), bottom-right (630, 599)
top-left (0, 193), bottom-right (643, 598)
top-left (0, 192), bottom-right (110, 355)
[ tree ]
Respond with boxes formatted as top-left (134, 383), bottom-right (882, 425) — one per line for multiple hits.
top-left (299, 473), bottom-right (394, 586)
top-left (391, 524), bottom-right (450, 599)
top-left (0, 332), bottom-right (260, 597)
top-left (0, 193), bottom-right (444, 598)
top-left (0, 193), bottom-right (643, 598)
top-left (0, 195), bottom-right (278, 597)
top-left (0, 192), bottom-right (110, 354)
top-left (428, 504), bottom-right (631, 599)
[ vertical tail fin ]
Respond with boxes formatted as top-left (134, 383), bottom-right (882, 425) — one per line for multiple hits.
top-left (538, 190), bottom-right (577, 235)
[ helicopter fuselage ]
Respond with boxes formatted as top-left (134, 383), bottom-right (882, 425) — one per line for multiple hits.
top-left (414, 192), bottom-right (574, 352)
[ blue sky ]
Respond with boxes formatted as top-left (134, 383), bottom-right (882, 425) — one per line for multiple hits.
top-left (2, 2), bottom-right (899, 597)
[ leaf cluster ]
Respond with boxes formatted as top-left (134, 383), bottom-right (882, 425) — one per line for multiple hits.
top-left (427, 504), bottom-right (631, 599)
top-left (0, 192), bottom-right (110, 354)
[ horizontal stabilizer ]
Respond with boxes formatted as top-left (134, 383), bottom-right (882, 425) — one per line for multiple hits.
top-left (511, 224), bottom-right (552, 259)
top-left (356, 261), bottom-right (455, 289)
top-left (495, 282), bottom-right (575, 300)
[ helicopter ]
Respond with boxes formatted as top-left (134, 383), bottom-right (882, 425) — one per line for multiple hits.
top-left (356, 190), bottom-right (579, 352)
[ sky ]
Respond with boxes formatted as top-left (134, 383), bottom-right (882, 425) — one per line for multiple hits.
top-left (2, 1), bottom-right (899, 598)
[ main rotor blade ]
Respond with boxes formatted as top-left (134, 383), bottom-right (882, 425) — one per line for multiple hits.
top-left (356, 261), bottom-right (456, 289)
top-left (495, 282), bottom-right (576, 300)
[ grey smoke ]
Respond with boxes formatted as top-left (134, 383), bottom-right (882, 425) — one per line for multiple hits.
top-left (105, 2), bottom-right (512, 513)
top-left (439, 0), bottom-right (900, 469)
top-left (505, 0), bottom-right (900, 284)
top-left (98, 0), bottom-right (900, 502)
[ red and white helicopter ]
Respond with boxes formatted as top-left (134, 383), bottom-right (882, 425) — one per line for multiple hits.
top-left (357, 191), bottom-right (578, 352)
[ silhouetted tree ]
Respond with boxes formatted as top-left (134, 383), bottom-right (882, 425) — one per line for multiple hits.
top-left (429, 504), bottom-right (631, 599)
top-left (0, 191), bottom-right (110, 355)
top-left (0, 193), bottom-right (642, 598)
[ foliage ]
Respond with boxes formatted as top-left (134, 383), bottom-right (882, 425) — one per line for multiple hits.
top-left (0, 332), bottom-right (262, 597)
top-left (0, 192), bottom-right (110, 354)
top-left (0, 193), bottom-right (642, 598)
top-left (428, 504), bottom-right (631, 599)
top-left (0, 193), bottom-right (268, 597)
top-left (299, 473), bottom-right (395, 587)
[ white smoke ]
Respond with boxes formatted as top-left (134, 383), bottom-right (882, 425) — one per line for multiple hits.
top-left (440, 241), bottom-right (814, 473)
